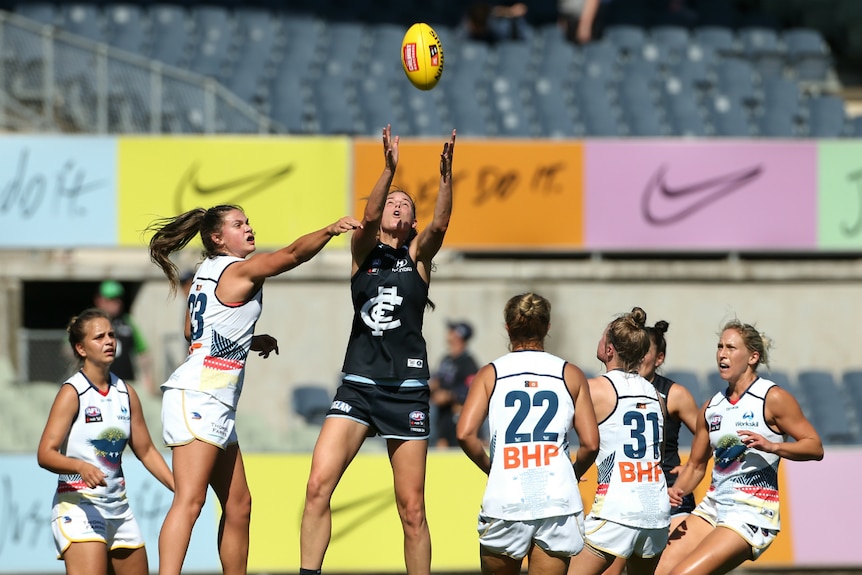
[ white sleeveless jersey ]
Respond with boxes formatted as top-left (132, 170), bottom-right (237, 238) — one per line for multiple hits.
top-left (481, 350), bottom-right (581, 521)
top-left (703, 377), bottom-right (783, 529)
top-left (164, 256), bottom-right (262, 409)
top-left (56, 371), bottom-right (131, 506)
top-left (590, 370), bottom-right (670, 529)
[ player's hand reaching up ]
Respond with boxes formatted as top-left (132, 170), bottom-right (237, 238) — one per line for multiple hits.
top-left (383, 124), bottom-right (399, 173)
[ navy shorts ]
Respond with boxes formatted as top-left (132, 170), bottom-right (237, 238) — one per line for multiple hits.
top-left (671, 493), bottom-right (696, 517)
top-left (327, 380), bottom-right (430, 440)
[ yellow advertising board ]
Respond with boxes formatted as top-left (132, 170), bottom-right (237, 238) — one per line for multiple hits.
top-left (117, 137), bottom-right (351, 248)
top-left (352, 139), bottom-right (586, 250)
top-left (243, 450), bottom-right (792, 573)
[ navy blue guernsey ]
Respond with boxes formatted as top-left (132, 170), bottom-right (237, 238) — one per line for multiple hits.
top-left (341, 243), bottom-right (430, 380)
top-left (652, 373), bottom-right (682, 484)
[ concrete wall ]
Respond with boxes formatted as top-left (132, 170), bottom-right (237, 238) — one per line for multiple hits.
top-left (120, 250), bottom-right (862, 437)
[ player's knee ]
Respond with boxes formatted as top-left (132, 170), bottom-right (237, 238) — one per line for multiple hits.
top-left (397, 500), bottom-right (427, 533)
top-left (224, 491), bottom-right (252, 522)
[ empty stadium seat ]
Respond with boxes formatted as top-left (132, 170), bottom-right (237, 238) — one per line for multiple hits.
top-left (664, 370), bottom-right (707, 405)
top-left (60, 4), bottom-right (106, 44)
top-left (443, 78), bottom-right (489, 137)
top-left (714, 58), bottom-right (762, 109)
top-left (796, 369), bottom-right (855, 444)
top-left (530, 76), bottom-right (580, 138)
top-left (738, 26), bottom-right (785, 79)
top-left (806, 94), bottom-right (847, 138)
top-left (267, 73), bottom-right (310, 133)
top-left (311, 74), bottom-right (358, 134)
top-left (604, 25), bottom-right (647, 57)
top-left (783, 27), bottom-right (832, 83)
top-left (709, 95), bottom-right (753, 137)
top-left (649, 25), bottom-right (690, 64)
top-left (292, 384), bottom-right (332, 425)
top-left (147, 4), bottom-right (191, 68)
top-left (13, 2), bottom-right (57, 25)
top-left (188, 5), bottom-right (235, 80)
top-left (706, 371), bottom-right (727, 398)
top-left (105, 4), bottom-right (149, 55)
top-left (692, 26), bottom-right (739, 57)
top-left (226, 7), bottom-right (281, 102)
top-left (756, 109), bottom-right (799, 138)
top-left (841, 370), bottom-right (862, 426)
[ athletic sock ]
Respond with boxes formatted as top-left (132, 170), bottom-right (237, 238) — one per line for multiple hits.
top-left (300, 569), bottom-right (321, 575)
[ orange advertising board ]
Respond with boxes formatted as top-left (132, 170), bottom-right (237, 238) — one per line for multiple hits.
top-left (352, 139), bottom-right (586, 250)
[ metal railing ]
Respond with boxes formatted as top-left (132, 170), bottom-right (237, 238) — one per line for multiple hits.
top-left (0, 10), bottom-right (282, 134)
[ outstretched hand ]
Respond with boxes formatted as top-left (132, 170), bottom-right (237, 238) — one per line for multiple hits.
top-left (251, 334), bottom-right (279, 358)
top-left (328, 216), bottom-right (362, 236)
top-left (440, 129), bottom-right (456, 183)
top-left (382, 124), bottom-right (399, 172)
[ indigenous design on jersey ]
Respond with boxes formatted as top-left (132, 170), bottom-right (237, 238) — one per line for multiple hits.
top-left (56, 372), bottom-right (130, 505)
top-left (481, 351), bottom-right (581, 521)
top-left (589, 370), bottom-right (669, 529)
top-left (703, 378), bottom-right (783, 529)
top-left (200, 329), bottom-right (250, 391)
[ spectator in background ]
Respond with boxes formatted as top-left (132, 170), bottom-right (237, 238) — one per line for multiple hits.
top-left (429, 320), bottom-right (479, 448)
top-left (94, 280), bottom-right (156, 395)
top-left (559, 0), bottom-right (603, 44)
top-left (463, 1), bottom-right (533, 43)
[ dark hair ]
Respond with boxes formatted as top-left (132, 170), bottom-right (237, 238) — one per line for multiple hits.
top-left (504, 292), bottom-right (551, 350)
top-left (146, 204), bottom-right (242, 295)
top-left (67, 308), bottom-right (111, 363)
top-left (607, 307), bottom-right (650, 372)
top-left (645, 320), bottom-right (669, 356)
top-left (721, 319), bottom-right (771, 370)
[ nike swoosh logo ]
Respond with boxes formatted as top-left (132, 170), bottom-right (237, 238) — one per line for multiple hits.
top-left (328, 487), bottom-right (394, 541)
top-left (641, 164), bottom-right (763, 226)
top-left (173, 161), bottom-right (295, 213)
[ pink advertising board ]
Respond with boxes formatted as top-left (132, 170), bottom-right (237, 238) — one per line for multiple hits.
top-left (784, 450), bottom-right (862, 566)
top-left (585, 141), bottom-right (818, 251)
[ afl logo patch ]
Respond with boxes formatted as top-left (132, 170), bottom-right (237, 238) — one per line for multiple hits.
top-left (709, 414), bottom-right (722, 432)
top-left (85, 406), bottom-right (103, 423)
top-left (409, 410), bottom-right (425, 422)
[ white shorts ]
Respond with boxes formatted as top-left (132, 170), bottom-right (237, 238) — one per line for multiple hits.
top-left (691, 494), bottom-right (778, 560)
top-left (162, 388), bottom-right (237, 449)
top-left (51, 496), bottom-right (143, 558)
top-left (583, 517), bottom-right (668, 559)
top-left (478, 512), bottom-right (585, 559)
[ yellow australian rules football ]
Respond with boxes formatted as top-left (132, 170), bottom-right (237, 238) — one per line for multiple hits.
top-left (401, 22), bottom-right (444, 90)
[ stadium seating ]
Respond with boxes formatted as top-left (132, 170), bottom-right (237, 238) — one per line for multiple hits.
top-left (292, 384), bottom-right (333, 426)
top-left (2, 1), bottom-right (859, 138)
top-left (663, 369), bottom-right (708, 406)
top-left (796, 370), bottom-right (856, 444)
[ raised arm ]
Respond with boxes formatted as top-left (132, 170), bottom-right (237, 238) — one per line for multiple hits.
top-left (456, 363), bottom-right (494, 474)
top-left (413, 130), bottom-right (455, 277)
top-left (352, 124), bottom-right (399, 273)
top-left (219, 216), bottom-right (360, 302)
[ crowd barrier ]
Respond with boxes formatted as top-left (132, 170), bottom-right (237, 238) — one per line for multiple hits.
top-left (1, 136), bottom-right (861, 251)
top-left (1, 447), bottom-right (858, 573)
